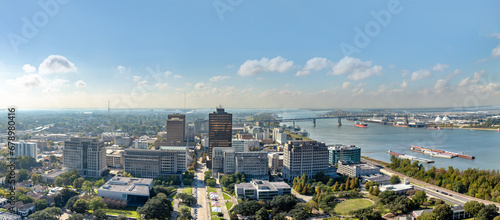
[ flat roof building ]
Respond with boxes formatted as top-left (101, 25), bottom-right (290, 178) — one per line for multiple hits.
top-left (41, 168), bottom-right (70, 183)
top-left (209, 107), bottom-right (232, 169)
top-left (328, 144), bottom-right (361, 165)
top-left (235, 180), bottom-right (291, 200)
top-left (106, 149), bottom-right (125, 168)
top-left (97, 177), bottom-right (153, 206)
top-left (235, 152), bottom-right (268, 180)
top-left (63, 138), bottom-right (106, 178)
top-left (167, 114), bottom-right (186, 143)
top-left (124, 147), bottom-right (187, 178)
top-left (337, 161), bottom-right (380, 178)
top-left (283, 140), bottom-right (329, 181)
top-left (12, 141), bottom-right (37, 159)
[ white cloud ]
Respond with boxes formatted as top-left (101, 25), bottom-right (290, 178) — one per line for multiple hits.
top-left (194, 82), bottom-right (205, 90)
top-left (278, 89), bottom-right (302, 96)
top-left (329, 57), bottom-right (382, 81)
top-left (165, 71), bottom-right (173, 77)
top-left (492, 44), bottom-right (500, 57)
top-left (452, 69), bottom-right (461, 76)
top-left (411, 69), bottom-right (431, 81)
top-left (491, 33), bottom-right (500, 39)
top-left (401, 69), bottom-right (409, 77)
top-left (256, 77), bottom-right (265, 81)
top-left (377, 84), bottom-right (388, 93)
top-left (133, 76), bottom-right (142, 82)
top-left (138, 81), bottom-right (149, 87)
top-left (388, 64), bottom-right (396, 69)
top-left (342, 82), bottom-right (352, 89)
top-left (173, 74), bottom-right (182, 79)
top-left (39, 55), bottom-right (77, 75)
top-left (432, 63), bottom-right (449, 72)
top-left (296, 57), bottom-right (333, 76)
top-left (22, 64), bottom-right (36, 73)
top-left (8, 74), bottom-right (44, 88)
top-left (42, 79), bottom-right (68, 93)
top-left (238, 56), bottom-right (294, 76)
top-left (434, 79), bottom-right (448, 93)
top-left (401, 80), bottom-right (408, 88)
top-left (284, 83), bottom-right (290, 88)
top-left (74, 80), bottom-right (87, 88)
top-left (117, 65), bottom-right (126, 73)
top-left (357, 82), bottom-right (367, 87)
top-left (226, 65), bottom-right (235, 69)
top-left (156, 83), bottom-right (168, 90)
top-left (209, 75), bottom-right (230, 82)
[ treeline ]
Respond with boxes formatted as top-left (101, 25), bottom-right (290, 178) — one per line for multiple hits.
top-left (292, 172), bottom-right (359, 196)
top-left (220, 172), bottom-right (247, 194)
top-left (389, 156), bottom-right (500, 202)
top-left (230, 195), bottom-right (309, 220)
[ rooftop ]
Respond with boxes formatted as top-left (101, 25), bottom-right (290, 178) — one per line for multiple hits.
top-left (236, 180), bottom-right (291, 191)
top-left (159, 146), bottom-right (187, 151)
top-left (328, 144), bottom-right (360, 151)
top-left (42, 169), bottom-right (70, 178)
top-left (98, 177), bottom-right (153, 196)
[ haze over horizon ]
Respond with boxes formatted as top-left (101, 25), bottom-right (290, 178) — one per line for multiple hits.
top-left (1, 1), bottom-right (500, 109)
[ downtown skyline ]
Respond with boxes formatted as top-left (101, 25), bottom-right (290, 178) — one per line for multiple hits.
top-left (1, 1), bottom-right (500, 109)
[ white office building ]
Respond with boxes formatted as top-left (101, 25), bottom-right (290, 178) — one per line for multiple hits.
top-left (283, 140), bottom-right (329, 181)
top-left (12, 141), bottom-right (38, 159)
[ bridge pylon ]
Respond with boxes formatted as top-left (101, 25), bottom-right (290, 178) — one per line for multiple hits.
top-left (337, 117), bottom-right (342, 127)
top-left (313, 119), bottom-right (316, 127)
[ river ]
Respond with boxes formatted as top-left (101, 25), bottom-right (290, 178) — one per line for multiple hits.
top-left (277, 109), bottom-right (500, 171)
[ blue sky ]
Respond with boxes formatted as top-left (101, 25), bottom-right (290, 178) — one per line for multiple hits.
top-left (1, 0), bottom-right (499, 109)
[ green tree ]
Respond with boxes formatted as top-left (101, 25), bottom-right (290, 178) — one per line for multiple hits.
top-left (476, 204), bottom-right (498, 220)
top-left (412, 191), bottom-right (427, 206)
top-left (82, 181), bottom-right (93, 194)
top-left (54, 176), bottom-right (64, 187)
top-left (95, 179), bottom-right (106, 188)
top-left (136, 193), bottom-right (172, 219)
top-left (373, 186), bottom-right (380, 196)
top-left (65, 196), bottom-right (79, 211)
top-left (92, 209), bottom-right (108, 220)
top-left (464, 200), bottom-right (485, 218)
top-left (73, 177), bottom-right (85, 189)
top-left (31, 173), bottom-right (42, 184)
top-left (67, 213), bottom-right (84, 220)
top-left (72, 199), bottom-right (88, 213)
top-left (34, 199), bottom-right (49, 211)
top-left (432, 204), bottom-right (453, 220)
top-left (390, 175), bottom-right (401, 185)
top-left (255, 207), bottom-right (269, 220)
top-left (116, 215), bottom-right (128, 220)
top-left (178, 207), bottom-right (193, 220)
top-left (17, 194), bottom-right (34, 203)
top-left (18, 169), bottom-right (29, 182)
top-left (45, 207), bottom-right (63, 217)
top-left (29, 210), bottom-right (58, 220)
top-left (89, 196), bottom-right (107, 211)
top-left (49, 154), bottom-right (58, 163)
top-left (416, 212), bottom-right (434, 220)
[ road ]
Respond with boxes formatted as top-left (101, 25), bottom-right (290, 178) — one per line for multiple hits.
top-left (194, 156), bottom-right (209, 220)
top-left (362, 158), bottom-right (500, 208)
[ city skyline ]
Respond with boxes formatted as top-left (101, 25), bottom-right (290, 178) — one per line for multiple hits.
top-left (1, 1), bottom-right (500, 109)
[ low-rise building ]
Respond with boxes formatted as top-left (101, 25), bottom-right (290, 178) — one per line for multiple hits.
top-left (106, 149), bottom-right (125, 168)
top-left (97, 177), bottom-right (153, 206)
top-left (337, 161), bottom-right (380, 177)
top-left (41, 169), bottom-right (70, 183)
top-left (379, 184), bottom-right (414, 195)
top-left (360, 174), bottom-right (391, 185)
top-left (235, 180), bottom-right (291, 200)
top-left (124, 147), bottom-right (187, 178)
top-left (0, 211), bottom-right (21, 220)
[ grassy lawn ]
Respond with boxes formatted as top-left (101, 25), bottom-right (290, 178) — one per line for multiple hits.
top-left (334, 198), bottom-right (374, 215)
top-left (182, 187), bottom-right (193, 195)
top-left (207, 187), bottom-right (217, 193)
top-left (102, 207), bottom-right (140, 219)
top-left (285, 131), bottom-right (312, 141)
top-left (225, 201), bottom-right (233, 210)
top-left (222, 193), bottom-right (231, 200)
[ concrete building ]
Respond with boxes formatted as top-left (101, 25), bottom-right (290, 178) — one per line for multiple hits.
top-left (235, 152), bottom-right (269, 180)
top-left (97, 177), bottom-right (153, 206)
top-left (275, 133), bottom-right (288, 144)
top-left (0, 211), bottom-right (21, 220)
top-left (328, 145), bottom-right (361, 165)
top-left (106, 149), bottom-right (125, 168)
top-left (236, 134), bottom-right (254, 140)
top-left (63, 138), bottom-right (106, 178)
top-left (185, 123), bottom-right (195, 142)
top-left (231, 139), bottom-right (259, 152)
top-left (12, 141), bottom-right (37, 159)
top-left (360, 174), bottom-right (391, 185)
top-left (212, 147), bottom-right (234, 176)
top-left (268, 152), bottom-right (283, 174)
top-left (160, 146), bottom-right (188, 172)
top-left (337, 161), bottom-right (380, 177)
top-left (282, 140), bottom-right (329, 181)
top-left (124, 147), bottom-right (187, 178)
top-left (115, 136), bottom-right (132, 147)
top-left (235, 180), bottom-right (291, 200)
top-left (379, 184), bottom-right (414, 195)
top-left (133, 139), bottom-right (149, 149)
top-left (41, 169), bottom-right (70, 183)
top-left (208, 107), bottom-right (232, 163)
top-left (167, 114), bottom-right (186, 142)
top-left (223, 150), bottom-right (236, 175)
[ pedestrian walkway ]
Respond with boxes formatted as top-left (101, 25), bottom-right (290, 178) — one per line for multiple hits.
top-left (171, 187), bottom-right (183, 220)
top-left (216, 186), bottom-right (230, 219)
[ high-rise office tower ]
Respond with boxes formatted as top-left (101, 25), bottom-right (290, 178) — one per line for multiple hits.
top-left (208, 107), bottom-right (232, 172)
top-left (167, 114), bottom-right (186, 142)
top-left (63, 138), bottom-right (106, 178)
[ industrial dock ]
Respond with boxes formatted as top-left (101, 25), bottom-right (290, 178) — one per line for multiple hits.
top-left (410, 146), bottom-right (475, 160)
top-left (388, 150), bottom-right (435, 163)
